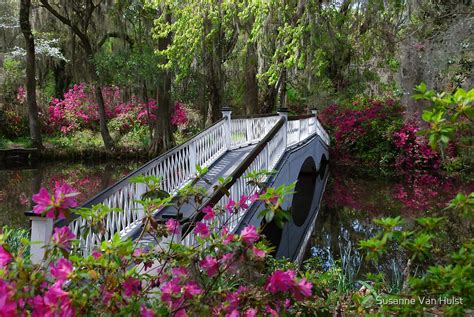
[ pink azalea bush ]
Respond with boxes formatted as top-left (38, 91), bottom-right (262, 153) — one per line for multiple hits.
top-left (48, 83), bottom-right (188, 135)
top-left (0, 178), bottom-right (316, 316)
top-left (392, 121), bottom-right (440, 171)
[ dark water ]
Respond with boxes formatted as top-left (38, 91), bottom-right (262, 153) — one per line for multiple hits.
top-left (307, 165), bottom-right (473, 283)
top-left (0, 160), bottom-right (145, 228)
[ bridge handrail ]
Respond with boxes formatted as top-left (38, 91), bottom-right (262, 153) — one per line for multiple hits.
top-left (230, 115), bottom-right (280, 149)
top-left (181, 118), bottom-right (286, 246)
top-left (25, 118), bottom-right (229, 255)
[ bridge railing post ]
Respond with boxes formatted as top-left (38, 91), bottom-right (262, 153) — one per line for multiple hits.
top-left (27, 214), bottom-right (53, 264)
top-left (221, 106), bottom-right (232, 150)
top-left (277, 107), bottom-right (288, 148)
top-left (189, 140), bottom-right (197, 175)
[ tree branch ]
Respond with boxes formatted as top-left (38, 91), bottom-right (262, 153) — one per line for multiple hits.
top-left (98, 32), bottom-right (134, 48)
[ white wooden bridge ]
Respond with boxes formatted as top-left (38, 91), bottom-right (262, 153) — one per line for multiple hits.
top-left (27, 108), bottom-right (330, 263)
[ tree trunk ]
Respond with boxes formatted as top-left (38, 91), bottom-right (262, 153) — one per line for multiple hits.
top-left (84, 43), bottom-right (113, 150)
top-left (208, 45), bottom-right (224, 122)
top-left (277, 68), bottom-right (287, 109)
top-left (19, 0), bottom-right (43, 150)
top-left (149, 12), bottom-right (174, 156)
top-left (92, 81), bottom-right (114, 150)
top-left (244, 41), bottom-right (258, 115)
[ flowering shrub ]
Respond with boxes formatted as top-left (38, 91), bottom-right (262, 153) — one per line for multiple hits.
top-left (171, 102), bottom-right (188, 126)
top-left (392, 121), bottom-right (440, 171)
top-left (0, 172), bottom-right (314, 316)
top-left (48, 83), bottom-right (188, 135)
top-left (319, 99), bottom-right (404, 165)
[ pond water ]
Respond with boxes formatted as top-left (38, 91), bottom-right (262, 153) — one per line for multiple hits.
top-left (0, 160), bottom-right (146, 228)
top-left (306, 165), bottom-right (473, 283)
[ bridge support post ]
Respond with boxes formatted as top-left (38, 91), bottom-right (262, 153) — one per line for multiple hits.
top-left (221, 106), bottom-right (232, 150)
top-left (28, 215), bottom-right (53, 264)
top-left (311, 108), bottom-right (318, 116)
top-left (277, 107), bottom-right (289, 148)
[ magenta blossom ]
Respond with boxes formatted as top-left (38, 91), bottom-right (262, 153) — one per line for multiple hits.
top-left (238, 195), bottom-right (249, 209)
top-left (0, 246), bottom-right (13, 268)
top-left (199, 256), bottom-right (219, 277)
top-left (172, 267), bottom-right (188, 278)
top-left (140, 305), bottom-right (155, 317)
top-left (225, 198), bottom-right (236, 213)
top-left (32, 183), bottom-right (79, 219)
top-left (0, 280), bottom-right (17, 315)
top-left (194, 222), bottom-right (210, 238)
top-left (37, 281), bottom-right (75, 317)
top-left (292, 278), bottom-right (313, 300)
top-left (50, 258), bottom-right (73, 281)
top-left (52, 226), bottom-right (76, 251)
top-left (265, 270), bottom-right (296, 293)
top-left (252, 246), bottom-right (266, 258)
top-left (240, 225), bottom-right (259, 245)
top-left (165, 218), bottom-right (180, 235)
top-left (244, 308), bottom-right (258, 317)
top-left (123, 277), bottom-right (141, 297)
top-left (202, 205), bottom-right (215, 221)
top-left (184, 281), bottom-right (202, 298)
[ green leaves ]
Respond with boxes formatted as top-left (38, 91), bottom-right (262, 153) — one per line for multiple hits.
top-left (415, 83), bottom-right (473, 152)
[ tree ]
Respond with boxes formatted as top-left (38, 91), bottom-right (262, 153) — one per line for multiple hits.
top-left (38, 0), bottom-right (118, 150)
top-left (149, 8), bottom-right (175, 156)
top-left (19, 0), bottom-right (43, 149)
top-left (153, 0), bottom-right (239, 123)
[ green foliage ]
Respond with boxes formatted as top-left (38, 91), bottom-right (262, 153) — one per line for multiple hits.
top-left (1, 58), bottom-right (23, 105)
top-left (415, 83), bottom-right (473, 156)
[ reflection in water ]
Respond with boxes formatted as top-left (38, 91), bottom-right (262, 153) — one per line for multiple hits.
top-left (307, 165), bottom-right (473, 284)
top-left (0, 160), bottom-right (146, 228)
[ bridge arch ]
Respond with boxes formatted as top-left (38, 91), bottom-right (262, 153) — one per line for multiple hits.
top-left (291, 157), bottom-right (318, 227)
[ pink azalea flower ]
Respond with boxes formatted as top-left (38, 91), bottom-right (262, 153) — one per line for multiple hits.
top-left (0, 246), bottom-right (13, 268)
top-left (199, 256), bottom-right (219, 277)
top-left (123, 277), bottom-right (141, 297)
top-left (0, 280), bottom-right (17, 316)
top-left (50, 258), bottom-right (73, 281)
top-left (291, 278), bottom-right (313, 300)
top-left (193, 222), bottom-right (209, 238)
top-left (227, 310), bottom-right (239, 317)
top-left (172, 267), bottom-right (188, 278)
top-left (140, 305), bottom-right (155, 317)
top-left (225, 198), bottom-right (236, 213)
top-left (175, 308), bottom-right (188, 317)
top-left (202, 205), bottom-right (215, 221)
top-left (265, 270), bottom-right (296, 293)
top-left (240, 225), bottom-right (259, 245)
top-left (160, 278), bottom-right (181, 305)
top-left (32, 183), bottom-right (79, 219)
top-left (249, 192), bottom-right (259, 203)
top-left (41, 282), bottom-right (75, 316)
top-left (244, 308), bottom-right (258, 317)
top-left (165, 218), bottom-right (180, 235)
top-left (252, 246), bottom-right (266, 258)
top-left (184, 281), bottom-right (202, 298)
top-left (265, 305), bottom-right (278, 316)
top-left (51, 226), bottom-right (76, 251)
top-left (238, 195), bottom-right (249, 209)
top-left (91, 250), bottom-right (102, 259)
top-left (220, 253), bottom-right (233, 264)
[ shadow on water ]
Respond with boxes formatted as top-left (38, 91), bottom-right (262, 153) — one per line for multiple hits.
top-left (0, 160), bottom-right (146, 228)
top-left (305, 164), bottom-right (473, 287)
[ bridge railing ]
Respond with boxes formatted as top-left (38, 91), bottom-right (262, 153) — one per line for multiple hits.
top-left (26, 108), bottom-right (329, 261)
top-left (26, 112), bottom-right (284, 260)
top-left (287, 112), bottom-right (330, 147)
top-left (230, 115), bottom-right (280, 149)
top-left (182, 117), bottom-right (287, 247)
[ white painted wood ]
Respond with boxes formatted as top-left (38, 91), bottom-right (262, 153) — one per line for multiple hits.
top-left (29, 216), bottom-right (53, 264)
